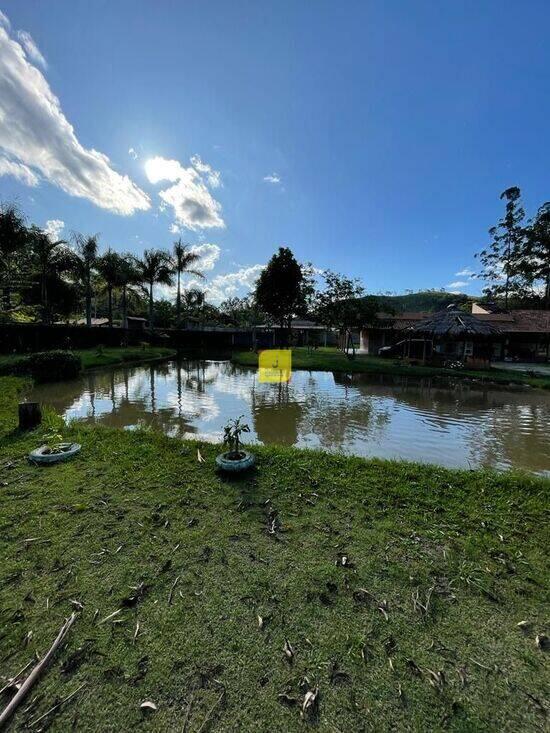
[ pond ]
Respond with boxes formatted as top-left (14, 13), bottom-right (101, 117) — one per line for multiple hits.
top-left (29, 358), bottom-right (550, 475)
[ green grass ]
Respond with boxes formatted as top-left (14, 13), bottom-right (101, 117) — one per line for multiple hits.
top-left (232, 347), bottom-right (550, 390)
top-left (0, 377), bottom-right (548, 731)
top-left (75, 346), bottom-right (176, 370)
top-left (0, 346), bottom-right (176, 376)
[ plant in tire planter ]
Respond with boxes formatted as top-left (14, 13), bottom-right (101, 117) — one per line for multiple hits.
top-left (28, 425), bottom-right (81, 465)
top-left (216, 416), bottom-right (255, 472)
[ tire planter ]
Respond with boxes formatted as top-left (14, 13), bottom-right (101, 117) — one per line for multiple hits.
top-left (215, 450), bottom-right (255, 473)
top-left (29, 443), bottom-right (81, 465)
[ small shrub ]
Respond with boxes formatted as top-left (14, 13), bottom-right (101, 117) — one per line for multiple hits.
top-left (222, 415), bottom-right (250, 459)
top-left (4, 351), bottom-right (82, 382)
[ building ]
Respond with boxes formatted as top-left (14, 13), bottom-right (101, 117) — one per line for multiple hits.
top-left (359, 305), bottom-right (550, 364)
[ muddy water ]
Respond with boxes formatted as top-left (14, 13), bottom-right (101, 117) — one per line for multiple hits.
top-left (29, 359), bottom-right (550, 474)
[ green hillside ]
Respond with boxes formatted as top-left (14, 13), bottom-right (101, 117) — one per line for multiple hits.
top-left (373, 290), bottom-right (474, 313)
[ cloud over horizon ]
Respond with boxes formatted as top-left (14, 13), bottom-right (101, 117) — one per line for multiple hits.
top-left (0, 22), bottom-right (150, 215)
top-left (145, 155), bottom-right (224, 231)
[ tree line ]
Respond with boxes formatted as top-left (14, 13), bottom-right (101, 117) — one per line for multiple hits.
top-left (1, 186), bottom-right (548, 338)
top-left (0, 202), bottom-right (205, 332)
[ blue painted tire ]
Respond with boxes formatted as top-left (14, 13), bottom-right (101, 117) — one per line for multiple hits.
top-left (29, 443), bottom-right (81, 464)
top-left (215, 450), bottom-right (255, 472)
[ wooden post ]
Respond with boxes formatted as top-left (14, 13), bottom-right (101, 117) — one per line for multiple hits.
top-left (18, 402), bottom-right (42, 430)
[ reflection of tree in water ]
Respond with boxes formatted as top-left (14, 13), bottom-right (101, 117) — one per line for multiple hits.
top-left (332, 372), bottom-right (550, 473)
top-left (252, 380), bottom-right (303, 446)
top-left (299, 375), bottom-right (391, 452)
top-left (28, 360), bottom-right (550, 473)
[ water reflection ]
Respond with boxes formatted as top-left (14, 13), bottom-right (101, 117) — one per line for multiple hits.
top-left (29, 359), bottom-right (550, 474)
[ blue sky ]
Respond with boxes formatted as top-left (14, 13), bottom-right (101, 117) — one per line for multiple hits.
top-left (0, 0), bottom-right (549, 302)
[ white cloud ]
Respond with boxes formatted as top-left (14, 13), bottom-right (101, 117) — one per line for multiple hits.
top-left (128, 147), bottom-right (138, 160)
top-left (455, 267), bottom-right (476, 277)
top-left (0, 26), bottom-right (150, 215)
top-left (44, 219), bottom-right (64, 241)
top-left (145, 155), bottom-right (224, 231)
top-left (189, 243), bottom-right (220, 271)
top-left (17, 30), bottom-right (46, 68)
top-left (200, 264), bottom-right (265, 304)
top-left (169, 223), bottom-right (180, 234)
top-left (0, 155), bottom-right (39, 186)
top-left (263, 172), bottom-right (281, 184)
top-left (190, 154), bottom-right (221, 188)
top-left (446, 280), bottom-right (469, 289)
top-left (0, 10), bottom-right (10, 28)
top-left (156, 263), bottom-right (264, 305)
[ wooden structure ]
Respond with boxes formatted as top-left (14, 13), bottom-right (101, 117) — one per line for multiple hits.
top-left (407, 308), bottom-right (500, 367)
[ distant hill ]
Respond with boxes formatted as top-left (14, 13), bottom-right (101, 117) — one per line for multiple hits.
top-left (373, 291), bottom-right (474, 313)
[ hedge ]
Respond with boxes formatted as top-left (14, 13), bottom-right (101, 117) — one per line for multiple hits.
top-left (0, 350), bottom-right (82, 382)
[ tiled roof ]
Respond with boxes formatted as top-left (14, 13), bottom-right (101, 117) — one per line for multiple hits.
top-left (373, 310), bottom-right (550, 334)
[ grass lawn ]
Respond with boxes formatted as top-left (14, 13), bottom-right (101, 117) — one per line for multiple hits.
top-left (0, 346), bottom-right (176, 376)
top-left (0, 377), bottom-right (548, 731)
top-left (232, 348), bottom-right (550, 390)
top-left (75, 346), bottom-right (176, 370)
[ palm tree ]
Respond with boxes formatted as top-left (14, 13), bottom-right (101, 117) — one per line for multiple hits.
top-left (96, 249), bottom-right (125, 327)
top-left (29, 226), bottom-right (72, 324)
top-left (118, 254), bottom-right (140, 331)
top-left (172, 239), bottom-right (204, 327)
top-left (0, 202), bottom-right (30, 310)
top-left (72, 234), bottom-right (99, 327)
top-left (134, 249), bottom-right (174, 334)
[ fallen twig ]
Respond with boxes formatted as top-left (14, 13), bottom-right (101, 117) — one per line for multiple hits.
top-left (168, 576), bottom-right (180, 605)
top-left (0, 613), bottom-right (77, 727)
top-left (196, 689), bottom-right (225, 733)
top-left (29, 682), bottom-right (86, 727)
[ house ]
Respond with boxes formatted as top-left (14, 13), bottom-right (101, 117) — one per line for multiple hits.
top-left (126, 316), bottom-right (147, 331)
top-left (258, 318), bottom-right (338, 347)
top-left (359, 305), bottom-right (550, 363)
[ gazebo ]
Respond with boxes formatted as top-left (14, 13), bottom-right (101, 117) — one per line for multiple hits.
top-left (406, 307), bottom-right (500, 367)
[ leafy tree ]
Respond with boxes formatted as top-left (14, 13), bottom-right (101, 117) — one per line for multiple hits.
top-left (314, 270), bottom-right (378, 356)
top-left (152, 299), bottom-right (177, 328)
top-left (254, 247), bottom-right (308, 343)
top-left (72, 233), bottom-right (99, 327)
top-left (219, 295), bottom-right (265, 327)
top-left (134, 249), bottom-right (174, 333)
top-left (0, 202), bottom-right (30, 310)
top-left (172, 239), bottom-right (204, 327)
top-left (28, 226), bottom-right (72, 323)
top-left (524, 202), bottom-right (550, 308)
top-left (476, 187), bottom-right (527, 309)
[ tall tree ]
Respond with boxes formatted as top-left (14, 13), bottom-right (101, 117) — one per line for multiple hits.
top-left (314, 270), bottom-right (378, 356)
top-left (172, 239), bottom-right (204, 327)
top-left (72, 234), bottom-right (99, 327)
top-left (0, 202), bottom-right (30, 310)
top-left (476, 187), bottom-right (527, 309)
top-left (96, 249), bottom-right (126, 327)
top-left (118, 254), bottom-right (140, 331)
top-left (254, 247), bottom-right (307, 344)
top-left (134, 249), bottom-right (174, 334)
top-left (29, 226), bottom-right (71, 323)
top-left (525, 202), bottom-right (550, 308)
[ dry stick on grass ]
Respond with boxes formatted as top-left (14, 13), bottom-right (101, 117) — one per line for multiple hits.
top-left (29, 682), bottom-right (86, 728)
top-left (196, 689), bottom-right (225, 733)
top-left (168, 576), bottom-right (180, 605)
top-left (0, 612), bottom-right (77, 728)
